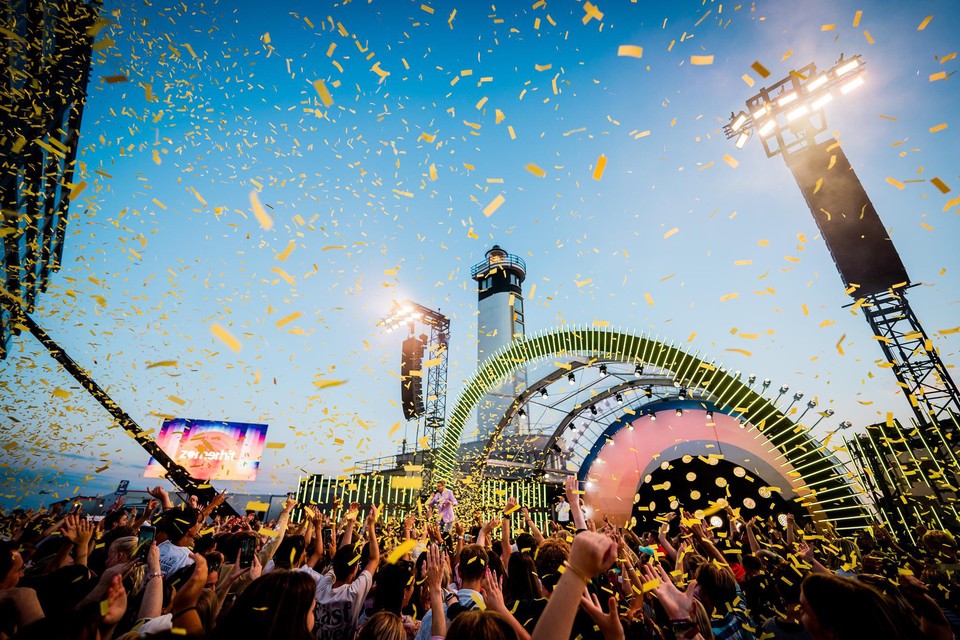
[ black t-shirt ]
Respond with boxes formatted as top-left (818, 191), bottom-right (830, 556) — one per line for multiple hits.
top-left (509, 597), bottom-right (602, 639)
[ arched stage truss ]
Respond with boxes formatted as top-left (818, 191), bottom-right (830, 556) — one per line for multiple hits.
top-left (435, 326), bottom-right (872, 531)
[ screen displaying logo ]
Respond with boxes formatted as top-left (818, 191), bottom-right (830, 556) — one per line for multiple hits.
top-left (144, 418), bottom-right (269, 481)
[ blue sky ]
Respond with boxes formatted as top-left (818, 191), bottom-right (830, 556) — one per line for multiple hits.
top-left (2, 0), bottom-right (958, 509)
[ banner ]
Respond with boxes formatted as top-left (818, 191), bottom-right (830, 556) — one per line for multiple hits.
top-left (144, 418), bottom-right (269, 481)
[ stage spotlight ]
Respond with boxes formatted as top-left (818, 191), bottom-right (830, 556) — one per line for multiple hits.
top-left (705, 411), bottom-right (714, 421)
top-left (590, 405), bottom-right (598, 415)
top-left (678, 387), bottom-right (687, 400)
top-left (517, 408), bottom-right (525, 417)
top-left (615, 392), bottom-right (623, 404)
top-left (644, 386), bottom-right (653, 398)
top-left (649, 413), bottom-right (657, 421)
top-left (807, 399), bottom-right (817, 409)
top-left (634, 364), bottom-right (643, 377)
top-left (599, 363), bottom-right (607, 375)
top-left (824, 408), bottom-right (835, 417)
top-left (708, 515), bottom-right (723, 528)
top-left (779, 384), bottom-right (790, 394)
top-left (747, 374), bottom-right (757, 385)
top-left (568, 372), bottom-right (576, 385)
top-left (675, 408), bottom-right (683, 417)
top-left (762, 378), bottom-right (771, 388)
top-left (540, 387), bottom-right (548, 398)
top-left (793, 391), bottom-right (804, 401)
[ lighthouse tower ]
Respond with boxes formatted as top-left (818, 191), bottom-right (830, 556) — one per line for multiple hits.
top-left (471, 245), bottom-right (528, 441)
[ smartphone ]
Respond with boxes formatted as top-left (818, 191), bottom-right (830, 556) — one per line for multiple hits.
top-left (239, 537), bottom-right (256, 569)
top-left (207, 557), bottom-right (222, 575)
top-left (322, 528), bottom-right (333, 546)
top-left (136, 527), bottom-right (155, 561)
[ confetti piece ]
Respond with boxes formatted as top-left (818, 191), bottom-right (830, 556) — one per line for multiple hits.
top-left (152, 149), bottom-right (161, 165)
top-left (52, 388), bottom-right (71, 399)
top-left (663, 227), bottom-right (679, 239)
top-left (210, 323), bottom-right (241, 353)
top-left (313, 79), bottom-right (334, 107)
top-left (725, 348), bottom-right (753, 357)
top-left (582, 1), bottom-right (604, 24)
top-left (617, 45), bottom-right (643, 58)
top-left (276, 311), bottom-right (302, 328)
top-left (429, 164), bottom-right (438, 181)
top-left (722, 154), bottom-right (739, 168)
top-left (313, 378), bottom-right (347, 389)
top-left (389, 422), bottom-right (401, 437)
top-left (741, 74), bottom-right (756, 87)
top-left (644, 292), bottom-right (654, 306)
top-left (525, 163), bottom-right (546, 177)
top-left (931, 177), bottom-right (951, 194)
top-left (864, 31), bottom-right (875, 45)
top-left (271, 267), bottom-right (296, 286)
top-left (483, 194), bottom-right (505, 217)
top-left (592, 154), bottom-right (607, 180)
top-left (939, 326), bottom-right (960, 335)
top-left (929, 123), bottom-right (948, 133)
top-left (690, 55), bottom-right (714, 65)
top-left (929, 71), bottom-right (947, 82)
top-left (853, 10), bottom-right (863, 27)
top-left (917, 15), bottom-right (933, 31)
top-left (386, 539), bottom-right (419, 564)
top-left (146, 360), bottom-right (178, 369)
top-left (821, 24), bottom-right (835, 31)
top-left (276, 241), bottom-right (295, 262)
top-left (836, 334), bottom-right (846, 355)
top-left (886, 177), bottom-right (905, 190)
top-left (250, 191), bottom-right (273, 230)
top-left (751, 61), bottom-right (770, 78)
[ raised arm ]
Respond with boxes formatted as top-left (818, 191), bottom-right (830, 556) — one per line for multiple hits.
top-left (745, 517), bottom-right (761, 554)
top-left (501, 498), bottom-right (516, 569)
top-left (657, 516), bottom-right (679, 562)
top-left (532, 532), bottom-right (617, 640)
top-left (258, 498), bottom-right (295, 565)
top-left (363, 505), bottom-right (381, 576)
top-left (139, 544), bottom-right (164, 620)
top-left (522, 507), bottom-right (545, 545)
top-left (147, 486), bottom-right (174, 511)
top-left (564, 475), bottom-right (587, 532)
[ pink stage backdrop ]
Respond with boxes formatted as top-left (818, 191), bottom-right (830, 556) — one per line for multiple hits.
top-left (144, 418), bottom-right (269, 482)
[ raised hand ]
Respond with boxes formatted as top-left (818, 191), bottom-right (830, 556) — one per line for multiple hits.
top-left (482, 569), bottom-right (508, 613)
top-left (568, 531), bottom-right (617, 579)
top-left (580, 591), bottom-right (625, 640)
top-left (641, 563), bottom-right (696, 620)
top-left (426, 544), bottom-right (445, 593)
top-left (59, 513), bottom-right (79, 543)
top-left (101, 574), bottom-right (128, 626)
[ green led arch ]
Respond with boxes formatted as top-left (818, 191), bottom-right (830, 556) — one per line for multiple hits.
top-left (436, 326), bottom-right (869, 529)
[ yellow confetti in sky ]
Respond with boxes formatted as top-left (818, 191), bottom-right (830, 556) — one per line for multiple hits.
top-left (482, 194), bottom-right (505, 217)
top-left (917, 15), bottom-right (933, 30)
top-left (690, 55), bottom-right (714, 65)
top-left (617, 44), bottom-right (643, 58)
top-left (210, 323), bottom-right (241, 353)
top-left (592, 154), bottom-right (607, 180)
top-left (250, 191), bottom-right (273, 230)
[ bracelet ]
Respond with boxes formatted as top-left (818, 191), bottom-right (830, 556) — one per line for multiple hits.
top-left (171, 607), bottom-right (197, 619)
top-left (562, 561), bottom-right (592, 584)
top-left (147, 572), bottom-right (163, 580)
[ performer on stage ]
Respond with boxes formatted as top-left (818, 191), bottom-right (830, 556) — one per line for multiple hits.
top-left (427, 479), bottom-right (458, 532)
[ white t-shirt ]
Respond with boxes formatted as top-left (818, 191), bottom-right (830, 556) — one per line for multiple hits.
top-left (556, 500), bottom-right (571, 523)
top-left (157, 541), bottom-right (193, 577)
top-left (312, 567), bottom-right (373, 640)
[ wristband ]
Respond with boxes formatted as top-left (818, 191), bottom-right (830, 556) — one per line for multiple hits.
top-left (562, 561), bottom-right (591, 584)
top-left (147, 572), bottom-right (163, 580)
top-left (171, 607), bottom-right (197, 619)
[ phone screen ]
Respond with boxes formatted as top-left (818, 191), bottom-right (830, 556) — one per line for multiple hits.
top-left (136, 527), bottom-right (155, 560)
top-left (239, 537), bottom-right (256, 568)
top-left (322, 528), bottom-right (333, 546)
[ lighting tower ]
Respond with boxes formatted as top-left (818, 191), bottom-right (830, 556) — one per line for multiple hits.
top-left (726, 54), bottom-right (960, 531)
top-left (378, 301), bottom-right (450, 455)
top-left (471, 245), bottom-right (529, 441)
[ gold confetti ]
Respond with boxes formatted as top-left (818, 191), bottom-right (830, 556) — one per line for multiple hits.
top-left (722, 154), bottom-right (739, 168)
top-left (917, 15), bottom-right (933, 30)
top-left (853, 10), bottom-right (863, 27)
top-left (483, 194), bottom-right (505, 217)
top-left (821, 24), bottom-right (836, 31)
top-left (210, 323), bottom-right (241, 353)
top-left (250, 191), bottom-right (273, 230)
top-left (931, 177), bottom-right (951, 194)
top-left (663, 227), bottom-right (679, 239)
top-left (276, 312), bottom-right (302, 328)
top-left (525, 163), bottom-right (546, 177)
top-left (690, 55), bottom-right (714, 65)
top-left (313, 378), bottom-right (347, 389)
top-left (929, 71), bottom-right (947, 82)
top-left (313, 79), bottom-right (334, 107)
top-left (617, 45), bottom-right (643, 58)
top-left (885, 177), bottom-right (906, 190)
top-left (751, 61), bottom-right (770, 78)
top-left (929, 123), bottom-right (948, 133)
top-left (592, 154), bottom-right (607, 180)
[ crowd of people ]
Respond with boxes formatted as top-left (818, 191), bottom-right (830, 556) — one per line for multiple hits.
top-left (1, 476), bottom-right (958, 640)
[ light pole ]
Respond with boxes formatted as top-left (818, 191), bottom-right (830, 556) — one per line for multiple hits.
top-left (727, 54), bottom-right (960, 532)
